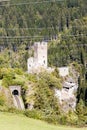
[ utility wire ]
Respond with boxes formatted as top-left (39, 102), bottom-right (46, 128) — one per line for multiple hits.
top-left (0, 34), bottom-right (87, 39)
top-left (0, 13), bottom-right (71, 21)
top-left (0, 41), bottom-right (87, 47)
top-left (5, 43), bottom-right (87, 46)
top-left (0, 0), bottom-right (65, 7)
top-left (0, 25), bottom-right (87, 30)
top-left (0, 27), bottom-right (58, 30)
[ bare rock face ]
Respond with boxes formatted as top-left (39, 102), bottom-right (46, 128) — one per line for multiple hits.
top-left (55, 76), bottom-right (78, 112)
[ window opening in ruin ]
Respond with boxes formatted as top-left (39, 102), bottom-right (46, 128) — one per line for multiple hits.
top-left (70, 82), bottom-right (72, 83)
top-left (43, 60), bottom-right (45, 64)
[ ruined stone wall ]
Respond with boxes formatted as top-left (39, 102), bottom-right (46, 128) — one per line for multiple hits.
top-left (34, 42), bottom-right (47, 68)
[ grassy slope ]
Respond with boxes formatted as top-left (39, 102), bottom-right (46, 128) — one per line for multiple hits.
top-left (0, 112), bottom-right (87, 130)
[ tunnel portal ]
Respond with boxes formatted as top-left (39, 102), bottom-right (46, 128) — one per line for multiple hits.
top-left (12, 90), bottom-right (19, 95)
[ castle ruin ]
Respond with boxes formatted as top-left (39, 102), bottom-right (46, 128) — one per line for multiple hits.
top-left (27, 41), bottom-right (69, 76)
top-left (27, 41), bottom-right (47, 73)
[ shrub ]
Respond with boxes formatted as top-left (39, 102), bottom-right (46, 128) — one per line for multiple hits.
top-left (44, 114), bottom-right (60, 124)
top-left (0, 92), bottom-right (6, 106)
top-left (66, 111), bottom-right (78, 125)
top-left (24, 110), bottom-right (43, 120)
top-left (7, 107), bottom-right (24, 114)
top-left (60, 115), bottom-right (67, 125)
top-left (39, 72), bottom-right (62, 89)
top-left (0, 68), bottom-right (15, 79)
top-left (14, 68), bottom-right (24, 75)
top-left (1, 68), bottom-right (25, 88)
top-left (2, 77), bottom-right (13, 88)
top-left (27, 74), bottom-right (37, 82)
top-left (76, 99), bottom-right (85, 115)
top-left (1, 68), bottom-right (15, 87)
top-left (11, 80), bottom-right (25, 87)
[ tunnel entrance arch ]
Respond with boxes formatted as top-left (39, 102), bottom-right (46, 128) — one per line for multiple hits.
top-left (9, 86), bottom-right (21, 96)
top-left (12, 90), bottom-right (19, 95)
top-left (9, 86), bottom-right (25, 110)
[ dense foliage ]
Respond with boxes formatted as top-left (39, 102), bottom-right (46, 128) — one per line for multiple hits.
top-left (0, 0), bottom-right (87, 68)
top-left (0, 0), bottom-right (87, 126)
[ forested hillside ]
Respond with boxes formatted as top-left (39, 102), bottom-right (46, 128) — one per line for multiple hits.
top-left (0, 0), bottom-right (87, 123)
top-left (0, 0), bottom-right (87, 67)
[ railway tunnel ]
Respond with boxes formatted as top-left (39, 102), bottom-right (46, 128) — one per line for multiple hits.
top-left (12, 90), bottom-right (19, 95)
top-left (9, 86), bottom-right (25, 110)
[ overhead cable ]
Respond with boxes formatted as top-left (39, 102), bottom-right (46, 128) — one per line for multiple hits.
top-left (0, 34), bottom-right (87, 39)
top-left (0, 0), bottom-right (65, 7)
top-left (0, 25), bottom-right (87, 30)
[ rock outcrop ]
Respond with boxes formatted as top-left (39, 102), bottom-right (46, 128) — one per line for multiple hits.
top-left (55, 76), bottom-right (78, 112)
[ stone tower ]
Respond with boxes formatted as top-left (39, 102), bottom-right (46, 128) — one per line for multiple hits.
top-left (34, 41), bottom-right (47, 68)
top-left (27, 41), bottom-right (47, 73)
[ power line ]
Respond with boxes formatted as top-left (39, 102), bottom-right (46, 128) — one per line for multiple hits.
top-left (0, 41), bottom-right (87, 47)
top-left (0, 34), bottom-right (87, 39)
top-left (62, 34), bottom-right (87, 37)
top-left (0, 25), bottom-right (87, 31)
top-left (0, 0), bottom-right (65, 7)
top-left (0, 27), bottom-right (57, 30)
top-left (0, 12), bottom-right (71, 22)
top-left (0, 35), bottom-right (45, 39)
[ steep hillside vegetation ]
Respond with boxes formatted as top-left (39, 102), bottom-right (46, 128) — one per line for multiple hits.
top-left (0, 0), bottom-right (87, 68)
top-left (0, 0), bottom-right (87, 127)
